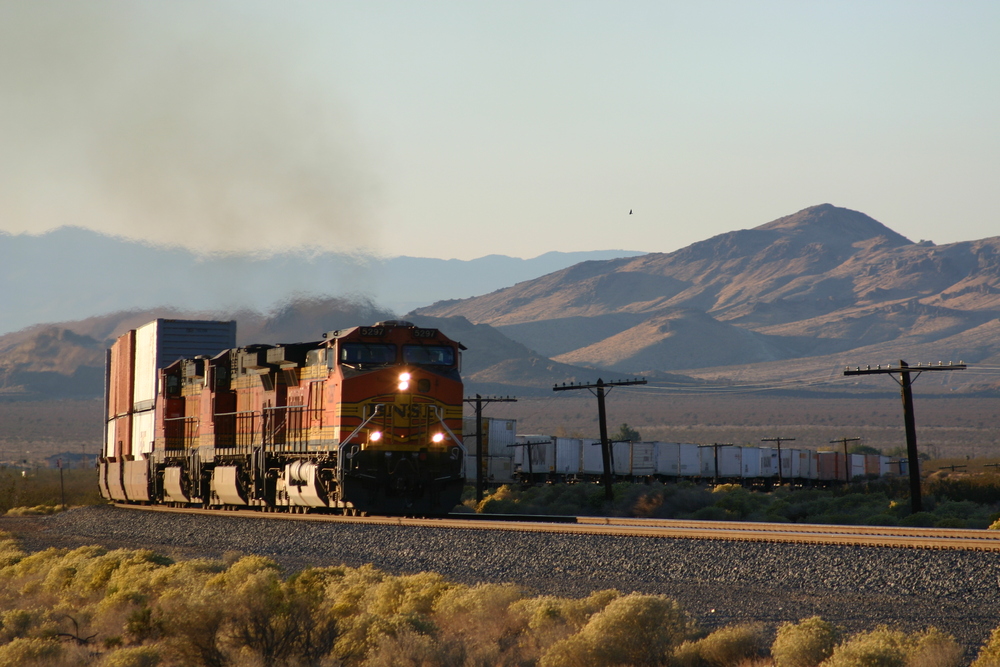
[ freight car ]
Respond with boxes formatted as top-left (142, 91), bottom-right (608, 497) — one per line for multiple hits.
top-left (99, 319), bottom-right (467, 515)
top-left (506, 437), bottom-right (904, 487)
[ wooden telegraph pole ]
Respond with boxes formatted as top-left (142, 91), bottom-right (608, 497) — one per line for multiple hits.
top-left (553, 378), bottom-right (647, 501)
top-left (831, 436), bottom-right (861, 482)
top-left (761, 437), bottom-right (795, 485)
top-left (843, 360), bottom-right (965, 512)
top-left (463, 394), bottom-right (517, 503)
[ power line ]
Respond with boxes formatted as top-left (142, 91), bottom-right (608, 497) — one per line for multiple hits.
top-left (843, 360), bottom-right (966, 512)
top-left (553, 378), bottom-right (647, 501)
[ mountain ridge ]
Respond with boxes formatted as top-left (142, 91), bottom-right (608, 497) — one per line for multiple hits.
top-left (0, 225), bottom-right (643, 335)
top-left (414, 204), bottom-right (1000, 387)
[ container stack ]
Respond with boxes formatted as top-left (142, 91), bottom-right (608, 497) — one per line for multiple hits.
top-left (100, 319), bottom-right (236, 501)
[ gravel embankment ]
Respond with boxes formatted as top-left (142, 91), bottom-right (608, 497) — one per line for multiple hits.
top-left (3, 505), bottom-right (1000, 654)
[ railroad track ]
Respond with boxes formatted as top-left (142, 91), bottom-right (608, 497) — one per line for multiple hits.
top-left (120, 504), bottom-right (1000, 552)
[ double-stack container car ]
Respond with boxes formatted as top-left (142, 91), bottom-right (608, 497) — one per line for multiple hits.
top-left (502, 437), bottom-right (902, 487)
top-left (101, 319), bottom-right (467, 515)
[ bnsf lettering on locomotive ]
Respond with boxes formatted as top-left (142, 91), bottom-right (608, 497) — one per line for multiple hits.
top-left (413, 328), bottom-right (437, 338)
top-left (393, 404), bottom-right (425, 418)
top-left (359, 327), bottom-right (386, 337)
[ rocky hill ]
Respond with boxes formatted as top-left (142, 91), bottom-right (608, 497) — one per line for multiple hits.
top-left (0, 299), bottom-right (667, 400)
top-left (415, 204), bottom-right (1000, 389)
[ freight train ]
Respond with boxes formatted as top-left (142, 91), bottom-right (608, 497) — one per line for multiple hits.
top-left (99, 319), bottom-right (466, 515)
top-left (465, 421), bottom-right (906, 487)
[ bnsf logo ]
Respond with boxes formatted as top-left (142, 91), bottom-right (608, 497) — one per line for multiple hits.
top-left (392, 404), bottom-right (429, 418)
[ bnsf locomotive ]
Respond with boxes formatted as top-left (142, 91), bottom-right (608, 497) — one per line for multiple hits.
top-left (99, 319), bottom-right (466, 515)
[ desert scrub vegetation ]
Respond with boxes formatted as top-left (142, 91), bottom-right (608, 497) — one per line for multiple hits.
top-left (0, 468), bottom-right (103, 514)
top-left (468, 478), bottom-right (1000, 528)
top-left (0, 531), bottom-right (993, 667)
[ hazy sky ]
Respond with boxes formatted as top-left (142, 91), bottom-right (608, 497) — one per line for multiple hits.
top-left (1, 1), bottom-right (997, 259)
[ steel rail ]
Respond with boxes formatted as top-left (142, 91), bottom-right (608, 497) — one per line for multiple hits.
top-left (118, 504), bottom-right (1000, 552)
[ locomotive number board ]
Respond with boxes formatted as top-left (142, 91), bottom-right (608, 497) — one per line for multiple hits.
top-left (413, 328), bottom-right (438, 338)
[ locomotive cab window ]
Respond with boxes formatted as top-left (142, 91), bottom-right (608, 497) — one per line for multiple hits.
top-left (340, 343), bottom-right (397, 365)
top-left (402, 345), bottom-right (455, 366)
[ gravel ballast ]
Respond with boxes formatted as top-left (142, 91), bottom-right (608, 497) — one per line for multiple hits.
top-left (3, 505), bottom-right (1000, 654)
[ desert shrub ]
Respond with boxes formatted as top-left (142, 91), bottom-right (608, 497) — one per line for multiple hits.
top-left (0, 532), bottom-right (25, 568)
top-left (511, 590), bottom-right (621, 662)
top-left (5, 504), bottom-right (68, 516)
top-left (712, 487), bottom-right (770, 520)
top-left (822, 627), bottom-right (960, 667)
top-left (925, 474), bottom-right (1000, 505)
top-left (628, 482), bottom-right (716, 519)
top-left (973, 626), bottom-right (1000, 667)
top-left (909, 628), bottom-right (962, 667)
top-left (673, 639), bottom-right (704, 667)
top-left (540, 593), bottom-right (688, 667)
top-left (772, 616), bottom-right (840, 667)
top-left (432, 582), bottom-right (527, 664)
top-left (822, 627), bottom-right (912, 667)
top-left (98, 645), bottom-right (161, 667)
top-left (674, 623), bottom-right (766, 667)
top-left (361, 629), bottom-right (458, 667)
top-left (0, 637), bottom-right (64, 667)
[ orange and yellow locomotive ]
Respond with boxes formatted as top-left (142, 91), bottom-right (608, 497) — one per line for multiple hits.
top-left (100, 319), bottom-right (466, 515)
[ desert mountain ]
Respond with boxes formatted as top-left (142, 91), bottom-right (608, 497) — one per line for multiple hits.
top-left (0, 226), bottom-right (642, 335)
top-left (0, 299), bottom-right (677, 400)
top-left (414, 205), bottom-right (1000, 381)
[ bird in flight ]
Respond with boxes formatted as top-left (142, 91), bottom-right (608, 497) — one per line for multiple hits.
top-left (629, 209), bottom-right (632, 215)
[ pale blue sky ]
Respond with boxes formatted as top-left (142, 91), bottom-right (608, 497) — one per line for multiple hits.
top-left (1, 1), bottom-right (997, 259)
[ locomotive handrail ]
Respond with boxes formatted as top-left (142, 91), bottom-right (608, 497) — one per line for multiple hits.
top-left (336, 404), bottom-right (385, 482)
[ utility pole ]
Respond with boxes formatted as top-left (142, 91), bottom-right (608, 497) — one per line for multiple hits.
top-left (844, 360), bottom-right (966, 512)
top-left (761, 437), bottom-right (795, 485)
top-left (830, 437), bottom-right (862, 482)
top-left (553, 378), bottom-right (647, 501)
top-left (463, 395), bottom-right (517, 503)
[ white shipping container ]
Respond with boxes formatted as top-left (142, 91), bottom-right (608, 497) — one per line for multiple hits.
top-left (554, 438), bottom-right (582, 476)
top-left (758, 448), bottom-right (777, 478)
top-left (778, 448), bottom-right (802, 479)
top-left (654, 442), bottom-right (680, 476)
top-left (805, 450), bottom-right (819, 480)
top-left (104, 427), bottom-right (116, 459)
top-left (488, 419), bottom-right (516, 457)
top-left (679, 444), bottom-right (700, 477)
top-left (742, 447), bottom-right (761, 478)
top-left (131, 410), bottom-right (155, 459)
top-left (631, 442), bottom-right (656, 476)
top-left (523, 437), bottom-right (554, 474)
top-left (582, 439), bottom-right (606, 476)
top-left (796, 450), bottom-right (810, 479)
top-left (700, 445), bottom-right (741, 478)
top-left (489, 457), bottom-right (514, 483)
top-left (132, 319), bottom-right (236, 412)
top-left (612, 442), bottom-right (632, 476)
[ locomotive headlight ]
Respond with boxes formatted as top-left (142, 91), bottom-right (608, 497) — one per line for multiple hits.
top-left (370, 430), bottom-right (382, 442)
top-left (431, 432), bottom-right (446, 443)
top-left (398, 372), bottom-right (411, 391)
